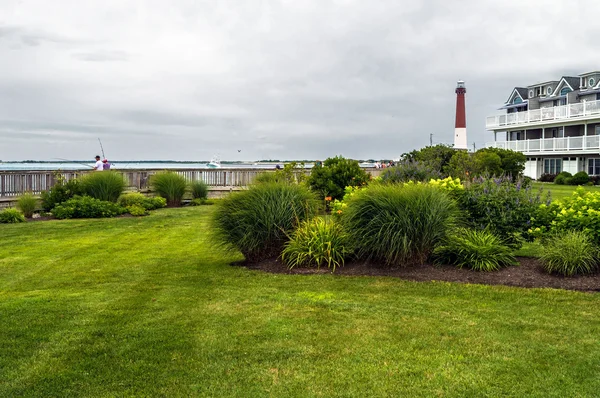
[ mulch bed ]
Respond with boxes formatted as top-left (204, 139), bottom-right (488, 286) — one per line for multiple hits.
top-left (238, 257), bottom-right (600, 293)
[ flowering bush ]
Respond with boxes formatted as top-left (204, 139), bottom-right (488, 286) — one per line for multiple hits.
top-left (457, 176), bottom-right (547, 246)
top-left (331, 185), bottom-right (364, 217)
top-left (530, 187), bottom-right (600, 243)
top-left (425, 177), bottom-right (464, 196)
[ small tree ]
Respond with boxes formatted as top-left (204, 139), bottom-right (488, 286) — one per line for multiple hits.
top-left (401, 144), bottom-right (455, 174)
top-left (444, 150), bottom-right (475, 180)
top-left (475, 148), bottom-right (526, 180)
top-left (474, 151), bottom-right (502, 176)
top-left (307, 156), bottom-right (369, 200)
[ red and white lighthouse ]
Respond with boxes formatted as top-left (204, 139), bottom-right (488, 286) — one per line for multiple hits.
top-left (454, 80), bottom-right (468, 149)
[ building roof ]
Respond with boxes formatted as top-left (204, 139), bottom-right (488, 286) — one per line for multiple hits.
top-left (527, 80), bottom-right (559, 88)
top-left (504, 87), bottom-right (528, 104)
top-left (515, 87), bottom-right (529, 99)
top-left (578, 71), bottom-right (600, 77)
top-left (562, 76), bottom-right (580, 90)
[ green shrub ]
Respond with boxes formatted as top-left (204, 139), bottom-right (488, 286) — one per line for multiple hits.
top-left (381, 161), bottom-right (442, 184)
top-left (540, 231), bottom-right (599, 276)
top-left (538, 173), bottom-right (557, 182)
top-left (569, 171), bottom-right (590, 185)
top-left (190, 198), bottom-right (216, 206)
top-left (127, 204), bottom-right (148, 216)
top-left (212, 183), bottom-right (318, 262)
top-left (190, 180), bottom-right (209, 200)
top-left (117, 192), bottom-right (147, 207)
top-left (117, 193), bottom-right (166, 211)
top-left (79, 171), bottom-right (125, 202)
top-left (433, 228), bottom-right (517, 271)
top-left (41, 178), bottom-right (82, 211)
top-left (457, 176), bottom-right (546, 246)
top-left (307, 156), bottom-right (370, 200)
top-left (147, 196), bottom-right (167, 210)
top-left (0, 208), bottom-right (25, 223)
top-left (17, 193), bottom-right (37, 218)
top-left (554, 171), bottom-right (572, 185)
top-left (52, 196), bottom-right (126, 219)
top-left (341, 184), bottom-right (459, 266)
top-left (281, 218), bottom-right (350, 272)
top-left (151, 171), bottom-right (187, 206)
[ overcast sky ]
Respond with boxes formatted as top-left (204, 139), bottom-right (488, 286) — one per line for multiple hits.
top-left (1, 0), bottom-right (599, 161)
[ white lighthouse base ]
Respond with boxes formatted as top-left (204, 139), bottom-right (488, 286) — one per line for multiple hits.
top-left (454, 128), bottom-right (468, 149)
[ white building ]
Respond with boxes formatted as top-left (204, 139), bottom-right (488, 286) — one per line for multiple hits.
top-left (486, 71), bottom-right (600, 179)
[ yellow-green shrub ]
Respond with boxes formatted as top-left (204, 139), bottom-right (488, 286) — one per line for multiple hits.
top-left (530, 187), bottom-right (600, 242)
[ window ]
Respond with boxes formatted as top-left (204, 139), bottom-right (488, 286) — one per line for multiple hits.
top-left (590, 78), bottom-right (596, 87)
top-left (560, 87), bottom-right (572, 96)
top-left (544, 158), bottom-right (562, 174)
top-left (547, 86), bottom-right (552, 95)
top-left (513, 97), bottom-right (522, 104)
top-left (551, 128), bottom-right (564, 138)
top-left (529, 90), bottom-right (534, 97)
top-left (596, 126), bottom-right (600, 136)
top-left (589, 159), bottom-right (600, 175)
top-left (597, 93), bottom-right (600, 100)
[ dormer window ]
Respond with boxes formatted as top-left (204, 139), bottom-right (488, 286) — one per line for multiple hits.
top-left (513, 97), bottom-right (523, 104)
top-left (590, 78), bottom-right (596, 87)
top-left (560, 87), bottom-right (571, 96)
top-left (547, 87), bottom-right (552, 95)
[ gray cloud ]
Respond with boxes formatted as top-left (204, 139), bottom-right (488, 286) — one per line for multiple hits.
top-left (1, 0), bottom-right (599, 161)
top-left (72, 50), bottom-right (129, 62)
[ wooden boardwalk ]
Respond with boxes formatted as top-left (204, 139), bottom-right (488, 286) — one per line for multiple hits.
top-left (0, 167), bottom-right (383, 206)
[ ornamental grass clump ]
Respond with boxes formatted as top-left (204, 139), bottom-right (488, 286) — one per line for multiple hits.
top-left (212, 182), bottom-right (318, 262)
top-left (433, 228), bottom-right (517, 271)
top-left (341, 184), bottom-right (459, 266)
top-left (190, 180), bottom-right (209, 200)
top-left (282, 218), bottom-right (350, 272)
top-left (151, 171), bottom-right (188, 206)
top-left (17, 193), bottom-right (38, 218)
top-left (79, 171), bottom-right (126, 202)
top-left (540, 231), bottom-right (599, 276)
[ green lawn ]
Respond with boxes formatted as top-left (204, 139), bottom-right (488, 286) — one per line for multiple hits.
top-left (532, 181), bottom-right (600, 201)
top-left (1, 208), bottom-right (599, 397)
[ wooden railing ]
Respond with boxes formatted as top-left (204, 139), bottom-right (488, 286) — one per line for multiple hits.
top-left (0, 168), bottom-right (384, 199)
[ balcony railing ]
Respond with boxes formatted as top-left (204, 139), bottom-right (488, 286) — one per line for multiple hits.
top-left (486, 135), bottom-right (600, 153)
top-left (486, 99), bottom-right (600, 129)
